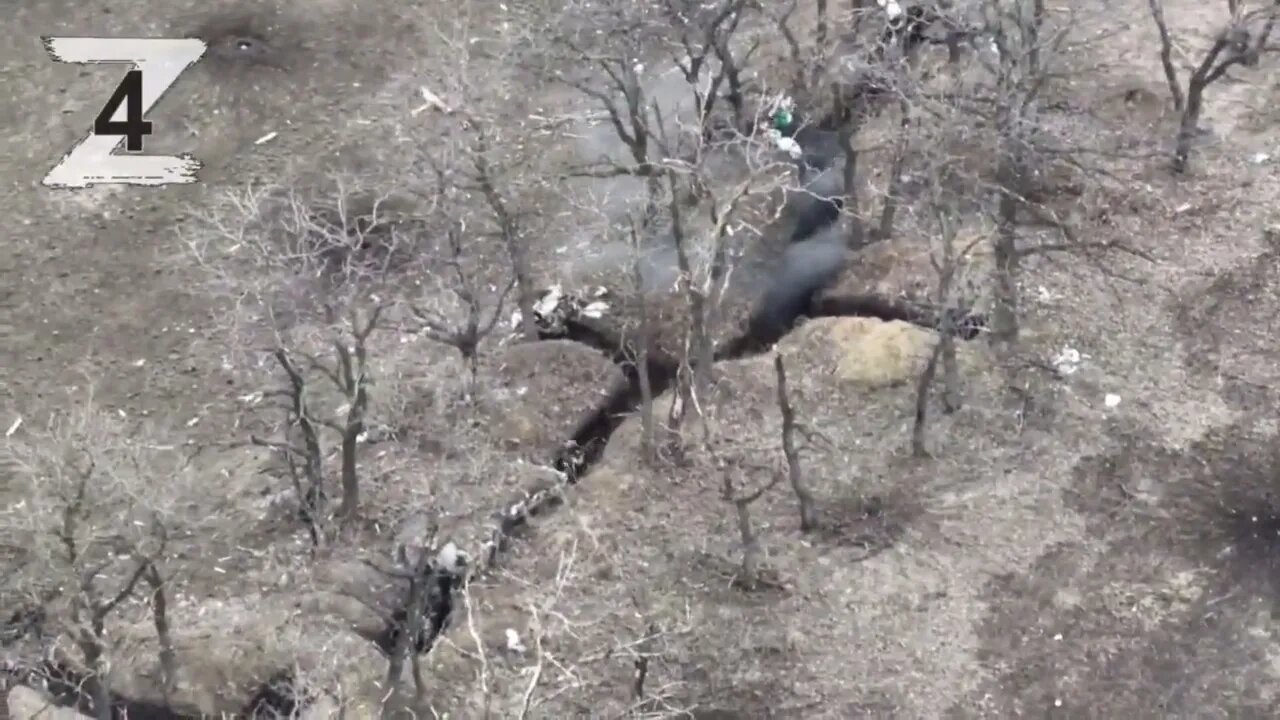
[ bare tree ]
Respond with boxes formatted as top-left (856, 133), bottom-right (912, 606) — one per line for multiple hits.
top-left (662, 0), bottom-right (761, 134)
top-left (627, 215), bottom-right (661, 464)
top-left (186, 178), bottom-right (406, 526)
top-left (774, 352), bottom-right (818, 531)
top-left (252, 302), bottom-right (386, 527)
top-left (898, 0), bottom-right (1151, 351)
top-left (772, 0), bottom-right (835, 104)
top-left (552, 2), bottom-right (666, 184)
top-left (1146, 0), bottom-right (1280, 172)
top-left (3, 397), bottom-right (199, 719)
top-left (903, 182), bottom-right (974, 458)
top-left (405, 15), bottom-right (578, 345)
top-left (403, 156), bottom-right (518, 388)
top-left (875, 97), bottom-right (915, 241)
top-left (716, 453), bottom-right (783, 590)
top-left (984, 0), bottom-right (1055, 347)
top-left (929, 210), bottom-right (974, 416)
top-left (462, 114), bottom-right (545, 344)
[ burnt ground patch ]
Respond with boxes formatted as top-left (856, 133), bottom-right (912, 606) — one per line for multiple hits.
top-left (1174, 235), bottom-right (1280, 415)
top-left (188, 9), bottom-right (291, 73)
top-left (957, 425), bottom-right (1280, 718)
top-left (809, 486), bottom-right (923, 561)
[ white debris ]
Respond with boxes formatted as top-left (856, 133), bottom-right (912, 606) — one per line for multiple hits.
top-left (185, 416), bottom-right (200, 427)
top-left (877, 0), bottom-right (903, 19)
top-left (1250, 152), bottom-right (1271, 164)
top-left (1104, 393), bottom-right (1122, 408)
top-left (776, 135), bottom-right (802, 159)
top-left (435, 541), bottom-right (467, 573)
top-left (133, 358), bottom-right (147, 367)
top-left (411, 86), bottom-right (451, 116)
top-left (505, 628), bottom-right (526, 653)
top-left (533, 285), bottom-right (564, 317)
top-left (510, 309), bottom-right (523, 329)
top-left (1051, 346), bottom-right (1082, 375)
top-left (5, 416), bottom-right (21, 437)
top-left (580, 301), bottom-right (609, 319)
top-left (764, 128), bottom-right (802, 159)
top-left (253, 131), bottom-right (278, 145)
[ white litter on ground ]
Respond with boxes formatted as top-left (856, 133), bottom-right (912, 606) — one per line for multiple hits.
top-left (505, 628), bottom-right (526, 653)
top-left (1052, 346), bottom-right (1083, 375)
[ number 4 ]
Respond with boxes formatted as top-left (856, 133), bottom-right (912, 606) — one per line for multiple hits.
top-left (42, 37), bottom-right (207, 189)
top-left (94, 69), bottom-right (152, 153)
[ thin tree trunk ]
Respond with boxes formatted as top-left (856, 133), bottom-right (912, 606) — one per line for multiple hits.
top-left (1146, 0), bottom-right (1185, 111)
top-left (667, 172), bottom-right (712, 414)
top-left (144, 564), bottom-right (177, 701)
top-left (275, 349), bottom-right (326, 524)
top-left (992, 111), bottom-right (1023, 349)
top-left (839, 95), bottom-right (867, 249)
top-left (912, 339), bottom-right (944, 458)
top-left (628, 214), bottom-right (658, 463)
top-left (733, 498), bottom-right (762, 589)
top-left (933, 214), bottom-right (963, 413)
top-left (77, 626), bottom-right (111, 720)
top-left (636, 316), bottom-right (656, 464)
top-left (510, 247), bottom-right (540, 342)
top-left (991, 212), bottom-right (1020, 348)
top-left (941, 329), bottom-right (961, 413)
top-left (877, 100), bottom-right (912, 241)
top-left (1173, 80), bottom-right (1205, 173)
top-left (340, 421), bottom-right (362, 520)
top-left (1027, 0), bottom-right (1046, 77)
top-left (816, 0), bottom-right (829, 54)
top-left (774, 354), bottom-right (818, 531)
top-left (338, 336), bottom-right (369, 521)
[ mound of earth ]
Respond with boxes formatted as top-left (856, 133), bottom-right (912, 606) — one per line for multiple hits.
top-left (7, 686), bottom-right (91, 720)
top-left (64, 594), bottom-right (383, 716)
top-left (484, 339), bottom-right (625, 455)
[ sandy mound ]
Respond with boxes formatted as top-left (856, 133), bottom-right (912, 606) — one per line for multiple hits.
top-left (787, 317), bottom-right (980, 389)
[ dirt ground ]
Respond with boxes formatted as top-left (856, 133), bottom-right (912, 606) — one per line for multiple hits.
top-left (4, 0), bottom-right (1280, 718)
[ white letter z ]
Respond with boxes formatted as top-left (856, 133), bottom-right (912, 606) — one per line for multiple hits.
top-left (42, 37), bottom-right (207, 188)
